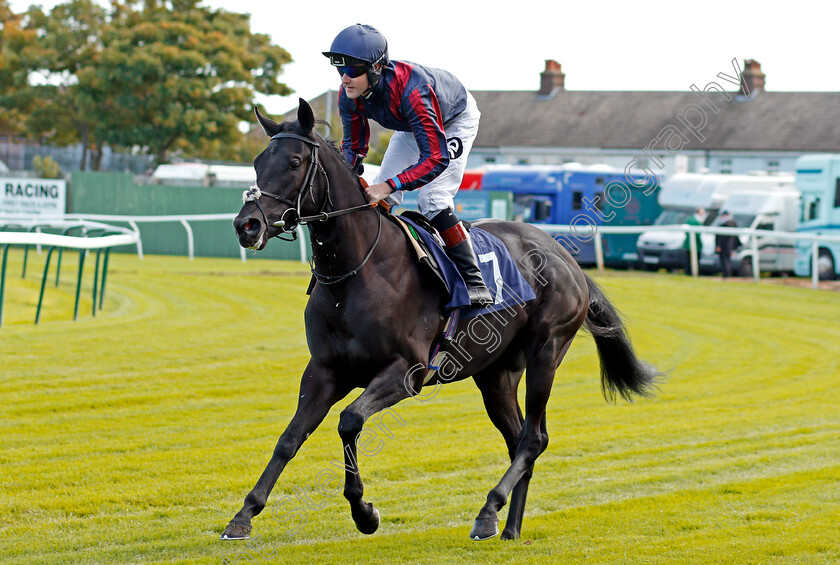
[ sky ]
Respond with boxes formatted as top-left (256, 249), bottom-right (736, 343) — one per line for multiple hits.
top-left (9, 0), bottom-right (837, 117)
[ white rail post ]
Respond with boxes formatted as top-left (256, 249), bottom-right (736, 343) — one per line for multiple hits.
top-left (751, 233), bottom-right (760, 282)
top-left (594, 230), bottom-right (604, 273)
top-left (811, 239), bottom-right (819, 290)
top-left (179, 219), bottom-right (195, 261)
top-left (128, 220), bottom-right (144, 260)
top-left (689, 228), bottom-right (698, 277)
top-left (297, 226), bottom-right (307, 264)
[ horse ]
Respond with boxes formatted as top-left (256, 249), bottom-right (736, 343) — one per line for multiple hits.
top-left (223, 98), bottom-right (663, 541)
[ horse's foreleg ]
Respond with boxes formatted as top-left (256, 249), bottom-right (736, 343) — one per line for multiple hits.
top-left (221, 364), bottom-right (347, 540)
top-left (337, 360), bottom-right (415, 535)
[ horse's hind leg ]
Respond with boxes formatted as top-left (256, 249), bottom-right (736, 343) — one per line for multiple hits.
top-left (501, 414), bottom-right (548, 540)
top-left (470, 336), bottom-right (573, 541)
top-left (474, 362), bottom-right (535, 540)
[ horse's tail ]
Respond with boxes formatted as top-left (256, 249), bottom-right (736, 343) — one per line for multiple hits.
top-left (583, 274), bottom-right (664, 402)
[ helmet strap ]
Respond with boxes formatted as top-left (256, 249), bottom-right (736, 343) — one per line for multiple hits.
top-left (362, 61), bottom-right (384, 98)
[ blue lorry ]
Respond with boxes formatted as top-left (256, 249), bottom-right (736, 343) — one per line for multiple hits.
top-left (478, 164), bottom-right (661, 266)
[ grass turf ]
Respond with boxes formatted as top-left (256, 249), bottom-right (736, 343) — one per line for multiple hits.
top-left (0, 250), bottom-right (838, 564)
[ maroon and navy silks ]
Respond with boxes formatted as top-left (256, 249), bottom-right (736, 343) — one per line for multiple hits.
top-left (338, 60), bottom-right (469, 192)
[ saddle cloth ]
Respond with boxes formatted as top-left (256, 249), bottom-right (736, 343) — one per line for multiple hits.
top-left (393, 212), bottom-right (536, 319)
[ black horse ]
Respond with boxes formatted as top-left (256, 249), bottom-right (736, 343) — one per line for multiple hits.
top-left (224, 99), bottom-right (662, 541)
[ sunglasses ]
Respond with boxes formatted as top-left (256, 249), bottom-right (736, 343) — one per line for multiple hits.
top-left (336, 64), bottom-right (368, 79)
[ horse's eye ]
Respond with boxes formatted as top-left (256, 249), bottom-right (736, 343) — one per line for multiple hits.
top-left (290, 158), bottom-right (302, 170)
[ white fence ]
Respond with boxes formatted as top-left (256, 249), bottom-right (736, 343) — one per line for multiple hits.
top-left (0, 218), bottom-right (141, 326)
top-left (5, 215), bottom-right (839, 291)
top-left (6, 213), bottom-right (309, 263)
top-left (539, 223), bottom-right (840, 290)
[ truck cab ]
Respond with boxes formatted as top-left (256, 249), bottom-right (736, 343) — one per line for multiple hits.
top-left (793, 155), bottom-right (840, 280)
top-left (481, 164), bottom-right (660, 266)
top-left (481, 164), bottom-right (606, 264)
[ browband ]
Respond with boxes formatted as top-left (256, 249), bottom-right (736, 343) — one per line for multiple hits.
top-left (270, 132), bottom-right (320, 147)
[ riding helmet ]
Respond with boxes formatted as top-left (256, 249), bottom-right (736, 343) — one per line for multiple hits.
top-left (323, 24), bottom-right (389, 89)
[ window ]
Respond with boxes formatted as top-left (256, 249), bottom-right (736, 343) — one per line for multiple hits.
top-left (533, 198), bottom-right (552, 222)
top-left (572, 191), bottom-right (583, 210)
top-left (835, 178), bottom-right (840, 208)
top-left (801, 196), bottom-right (821, 222)
top-left (720, 159), bottom-right (732, 174)
top-left (511, 195), bottom-right (532, 222)
top-left (766, 159), bottom-right (780, 172)
top-left (811, 198), bottom-right (821, 220)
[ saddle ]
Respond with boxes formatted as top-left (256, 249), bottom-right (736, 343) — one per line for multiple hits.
top-left (387, 210), bottom-right (453, 298)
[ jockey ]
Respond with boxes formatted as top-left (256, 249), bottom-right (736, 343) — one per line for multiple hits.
top-left (323, 23), bottom-right (493, 307)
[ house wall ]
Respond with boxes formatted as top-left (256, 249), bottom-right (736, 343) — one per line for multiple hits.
top-left (469, 147), bottom-right (810, 180)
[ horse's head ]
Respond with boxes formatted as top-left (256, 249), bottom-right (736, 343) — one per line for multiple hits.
top-left (234, 98), bottom-right (322, 250)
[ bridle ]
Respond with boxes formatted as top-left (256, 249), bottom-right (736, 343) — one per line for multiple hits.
top-left (241, 132), bottom-right (382, 285)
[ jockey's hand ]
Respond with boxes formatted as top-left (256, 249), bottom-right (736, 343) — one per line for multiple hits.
top-left (365, 182), bottom-right (393, 203)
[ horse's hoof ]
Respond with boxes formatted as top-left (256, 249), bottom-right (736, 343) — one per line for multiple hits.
top-left (220, 519), bottom-right (251, 540)
top-left (500, 528), bottom-right (520, 541)
top-left (355, 507), bottom-right (380, 535)
top-left (470, 517), bottom-right (499, 541)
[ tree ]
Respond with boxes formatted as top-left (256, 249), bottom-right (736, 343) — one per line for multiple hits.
top-left (90, 0), bottom-right (292, 165)
top-left (0, 0), bottom-right (39, 134)
top-left (6, 0), bottom-right (293, 168)
top-left (20, 0), bottom-right (111, 169)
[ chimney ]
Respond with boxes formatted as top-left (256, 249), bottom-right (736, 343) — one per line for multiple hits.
top-left (741, 59), bottom-right (765, 96)
top-left (539, 59), bottom-right (565, 96)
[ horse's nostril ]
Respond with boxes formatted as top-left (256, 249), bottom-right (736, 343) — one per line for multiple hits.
top-left (244, 219), bottom-right (259, 233)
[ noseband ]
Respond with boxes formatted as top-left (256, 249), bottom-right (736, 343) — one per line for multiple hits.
top-left (242, 133), bottom-right (326, 241)
top-left (242, 132), bottom-right (382, 285)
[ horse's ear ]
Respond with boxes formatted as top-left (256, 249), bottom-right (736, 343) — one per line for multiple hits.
top-left (297, 98), bottom-right (315, 134)
top-left (254, 105), bottom-right (281, 138)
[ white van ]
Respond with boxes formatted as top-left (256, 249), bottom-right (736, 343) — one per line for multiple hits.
top-left (637, 173), bottom-right (796, 271)
top-left (698, 187), bottom-right (800, 276)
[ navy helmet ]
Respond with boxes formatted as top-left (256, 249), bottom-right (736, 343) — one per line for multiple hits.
top-left (323, 24), bottom-right (389, 90)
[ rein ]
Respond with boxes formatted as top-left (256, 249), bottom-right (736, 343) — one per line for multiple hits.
top-left (242, 131), bottom-right (382, 284)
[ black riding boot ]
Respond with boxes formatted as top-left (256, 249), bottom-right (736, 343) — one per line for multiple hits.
top-left (446, 234), bottom-right (494, 306)
top-left (431, 209), bottom-right (493, 307)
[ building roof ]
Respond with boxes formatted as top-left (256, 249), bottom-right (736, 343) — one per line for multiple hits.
top-left (295, 61), bottom-right (840, 155)
top-left (469, 90), bottom-right (840, 153)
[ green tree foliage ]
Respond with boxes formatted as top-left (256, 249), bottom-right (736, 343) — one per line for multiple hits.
top-left (21, 0), bottom-right (111, 168)
top-left (32, 155), bottom-right (63, 178)
top-left (366, 130), bottom-right (394, 166)
top-left (1, 0), bottom-right (292, 168)
top-left (0, 0), bottom-right (38, 134)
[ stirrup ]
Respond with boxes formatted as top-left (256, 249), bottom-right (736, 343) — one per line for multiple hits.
top-left (468, 285), bottom-right (493, 307)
